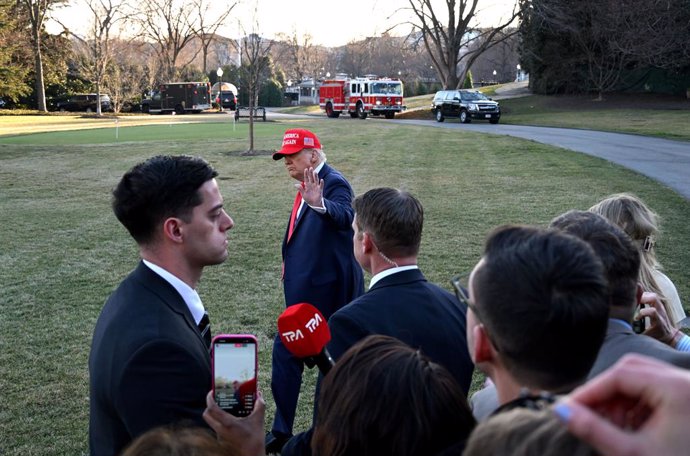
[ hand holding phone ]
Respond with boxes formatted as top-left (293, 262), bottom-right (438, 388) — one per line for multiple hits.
top-left (212, 334), bottom-right (258, 417)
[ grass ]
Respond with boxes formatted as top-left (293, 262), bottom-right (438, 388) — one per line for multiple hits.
top-left (2, 117), bottom-right (690, 455)
top-left (400, 90), bottom-right (690, 141)
top-left (499, 94), bottom-right (690, 141)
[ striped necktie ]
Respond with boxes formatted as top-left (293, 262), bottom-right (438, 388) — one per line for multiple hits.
top-left (198, 312), bottom-right (211, 349)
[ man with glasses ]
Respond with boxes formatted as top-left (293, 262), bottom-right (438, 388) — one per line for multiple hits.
top-left (463, 225), bottom-right (610, 420)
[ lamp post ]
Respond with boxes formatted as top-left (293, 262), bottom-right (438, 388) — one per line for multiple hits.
top-left (216, 67), bottom-right (224, 111)
top-left (492, 70), bottom-right (497, 83)
top-left (287, 79), bottom-right (294, 106)
top-left (516, 64), bottom-right (521, 82)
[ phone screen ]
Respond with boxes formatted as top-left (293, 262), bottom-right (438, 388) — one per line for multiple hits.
top-left (212, 335), bottom-right (257, 417)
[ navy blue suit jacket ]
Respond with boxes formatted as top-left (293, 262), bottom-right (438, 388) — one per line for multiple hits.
top-left (281, 269), bottom-right (474, 456)
top-left (281, 163), bottom-right (363, 317)
top-left (328, 268), bottom-right (474, 394)
top-left (89, 262), bottom-right (211, 456)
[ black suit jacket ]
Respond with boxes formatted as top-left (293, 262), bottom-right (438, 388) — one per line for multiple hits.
top-left (328, 268), bottom-right (474, 393)
top-left (89, 262), bottom-right (211, 456)
top-left (588, 319), bottom-right (690, 379)
top-left (281, 269), bottom-right (474, 456)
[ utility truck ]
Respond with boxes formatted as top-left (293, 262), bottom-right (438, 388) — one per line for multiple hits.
top-left (141, 82), bottom-right (212, 114)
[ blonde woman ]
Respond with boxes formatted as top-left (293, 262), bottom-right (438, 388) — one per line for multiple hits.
top-left (590, 193), bottom-right (686, 326)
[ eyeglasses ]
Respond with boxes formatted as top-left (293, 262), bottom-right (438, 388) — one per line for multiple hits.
top-left (451, 272), bottom-right (501, 352)
top-left (451, 273), bottom-right (480, 319)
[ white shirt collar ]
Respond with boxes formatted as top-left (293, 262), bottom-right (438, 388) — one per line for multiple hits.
top-left (143, 259), bottom-right (206, 325)
top-left (369, 265), bottom-right (418, 290)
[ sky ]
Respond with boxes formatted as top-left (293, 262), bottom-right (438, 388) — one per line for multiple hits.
top-left (47, 0), bottom-right (518, 48)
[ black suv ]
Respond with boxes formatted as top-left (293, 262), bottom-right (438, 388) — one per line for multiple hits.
top-left (56, 93), bottom-right (112, 113)
top-left (431, 90), bottom-right (500, 124)
top-left (215, 90), bottom-right (237, 110)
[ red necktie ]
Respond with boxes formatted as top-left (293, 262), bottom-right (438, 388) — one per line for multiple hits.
top-left (287, 191), bottom-right (302, 242)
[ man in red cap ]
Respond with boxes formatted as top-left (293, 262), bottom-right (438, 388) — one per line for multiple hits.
top-left (267, 128), bottom-right (364, 452)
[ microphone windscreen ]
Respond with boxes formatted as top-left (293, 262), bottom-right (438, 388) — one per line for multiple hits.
top-left (277, 303), bottom-right (331, 358)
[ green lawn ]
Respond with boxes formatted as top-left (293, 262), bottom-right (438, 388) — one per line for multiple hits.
top-left (1, 118), bottom-right (690, 455)
top-left (499, 94), bottom-right (690, 141)
top-left (401, 91), bottom-right (690, 141)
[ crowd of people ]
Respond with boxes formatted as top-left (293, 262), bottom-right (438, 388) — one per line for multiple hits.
top-left (88, 129), bottom-right (689, 456)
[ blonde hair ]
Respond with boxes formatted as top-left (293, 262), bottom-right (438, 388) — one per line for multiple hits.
top-left (589, 193), bottom-right (666, 304)
top-left (464, 408), bottom-right (599, 456)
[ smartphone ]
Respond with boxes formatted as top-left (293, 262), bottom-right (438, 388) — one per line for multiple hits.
top-left (632, 304), bottom-right (646, 334)
top-left (212, 334), bottom-right (258, 417)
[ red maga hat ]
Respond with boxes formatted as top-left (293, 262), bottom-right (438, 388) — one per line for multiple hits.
top-left (272, 129), bottom-right (322, 160)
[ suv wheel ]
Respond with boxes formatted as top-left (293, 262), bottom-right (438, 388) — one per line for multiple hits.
top-left (435, 109), bottom-right (444, 123)
top-left (460, 110), bottom-right (471, 124)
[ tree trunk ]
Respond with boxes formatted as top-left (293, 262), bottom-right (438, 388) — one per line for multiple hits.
top-left (248, 82), bottom-right (254, 152)
top-left (32, 29), bottom-right (47, 112)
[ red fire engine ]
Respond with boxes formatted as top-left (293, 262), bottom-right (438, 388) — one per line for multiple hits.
top-left (319, 76), bottom-right (406, 119)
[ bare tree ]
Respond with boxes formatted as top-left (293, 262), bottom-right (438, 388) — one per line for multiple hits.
top-left (68, 0), bottom-right (127, 115)
top-left (609, 0), bottom-right (690, 71)
top-left (133, 0), bottom-right (199, 81)
top-left (273, 31), bottom-right (326, 82)
top-left (368, 33), bottom-right (409, 77)
top-left (191, 0), bottom-right (236, 75)
top-left (532, 0), bottom-right (628, 100)
top-left (466, 28), bottom-right (519, 83)
top-left (340, 38), bottom-right (374, 77)
top-left (404, 0), bottom-right (521, 89)
top-left (238, 9), bottom-right (273, 153)
top-left (106, 38), bottom-right (154, 112)
top-left (19, 0), bottom-right (66, 111)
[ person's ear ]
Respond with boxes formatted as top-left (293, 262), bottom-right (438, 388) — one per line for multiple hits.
top-left (635, 283), bottom-right (644, 304)
top-left (361, 232), bottom-right (374, 254)
top-left (472, 324), bottom-right (496, 364)
top-left (163, 217), bottom-right (184, 243)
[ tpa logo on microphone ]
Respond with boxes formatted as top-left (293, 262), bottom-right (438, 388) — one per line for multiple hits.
top-left (281, 330), bottom-right (304, 342)
top-left (305, 313), bottom-right (323, 332)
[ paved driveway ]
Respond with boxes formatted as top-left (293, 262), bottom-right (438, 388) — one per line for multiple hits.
top-left (394, 119), bottom-right (690, 200)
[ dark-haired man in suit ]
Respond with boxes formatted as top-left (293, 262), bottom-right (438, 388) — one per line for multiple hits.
top-left (89, 155), bottom-right (234, 456)
top-left (280, 187), bottom-right (474, 456)
top-left (327, 187), bottom-right (474, 392)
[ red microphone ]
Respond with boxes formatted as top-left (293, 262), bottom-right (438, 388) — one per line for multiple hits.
top-left (278, 303), bottom-right (335, 375)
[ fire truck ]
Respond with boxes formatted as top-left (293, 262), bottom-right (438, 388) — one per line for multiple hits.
top-left (319, 76), bottom-right (405, 119)
top-left (141, 82), bottom-right (212, 114)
